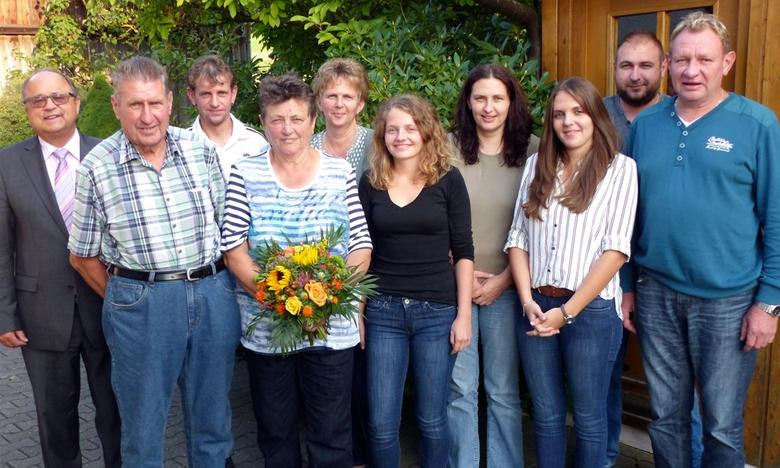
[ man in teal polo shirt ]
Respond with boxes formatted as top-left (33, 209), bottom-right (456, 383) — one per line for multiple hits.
top-left (622, 12), bottom-right (779, 468)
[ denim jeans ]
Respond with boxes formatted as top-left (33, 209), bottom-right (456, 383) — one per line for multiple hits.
top-left (365, 294), bottom-right (457, 468)
top-left (634, 272), bottom-right (756, 468)
top-left (517, 292), bottom-right (622, 468)
top-left (605, 336), bottom-right (704, 468)
top-left (101, 269), bottom-right (241, 468)
top-left (448, 288), bottom-right (523, 468)
top-left (244, 347), bottom-right (353, 468)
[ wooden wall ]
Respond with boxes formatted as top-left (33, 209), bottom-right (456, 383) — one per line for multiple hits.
top-left (542, 0), bottom-right (780, 465)
top-left (0, 0), bottom-right (44, 88)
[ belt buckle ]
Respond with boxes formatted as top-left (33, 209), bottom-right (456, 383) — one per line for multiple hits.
top-left (185, 266), bottom-right (199, 281)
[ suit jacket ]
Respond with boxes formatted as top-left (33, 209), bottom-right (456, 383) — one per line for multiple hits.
top-left (0, 133), bottom-right (104, 351)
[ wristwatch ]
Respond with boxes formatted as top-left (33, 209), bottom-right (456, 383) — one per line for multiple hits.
top-left (756, 302), bottom-right (780, 318)
top-left (560, 303), bottom-right (576, 325)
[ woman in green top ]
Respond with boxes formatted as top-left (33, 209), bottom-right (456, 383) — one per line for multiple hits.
top-left (448, 63), bottom-right (539, 468)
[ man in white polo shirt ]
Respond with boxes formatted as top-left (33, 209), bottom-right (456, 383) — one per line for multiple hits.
top-left (187, 54), bottom-right (267, 179)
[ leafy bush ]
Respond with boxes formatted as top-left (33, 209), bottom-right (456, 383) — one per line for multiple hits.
top-left (0, 73), bottom-right (33, 148)
top-left (325, 2), bottom-right (553, 132)
top-left (78, 75), bottom-right (120, 138)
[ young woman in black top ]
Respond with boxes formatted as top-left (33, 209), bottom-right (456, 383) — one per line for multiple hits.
top-left (358, 94), bottom-right (474, 468)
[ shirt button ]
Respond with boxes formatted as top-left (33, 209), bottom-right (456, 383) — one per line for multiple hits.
top-left (679, 143), bottom-right (685, 148)
top-left (547, 269), bottom-right (551, 272)
top-left (682, 130), bottom-right (689, 136)
top-left (551, 246), bottom-right (556, 250)
top-left (676, 121), bottom-right (681, 126)
top-left (403, 298), bottom-right (410, 305)
top-left (553, 224), bottom-right (558, 228)
top-left (677, 156), bottom-right (683, 161)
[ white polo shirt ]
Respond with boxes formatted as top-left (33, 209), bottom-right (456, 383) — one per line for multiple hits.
top-left (190, 114), bottom-right (268, 180)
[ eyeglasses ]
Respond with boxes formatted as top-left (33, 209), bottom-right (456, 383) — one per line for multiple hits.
top-left (23, 92), bottom-right (77, 108)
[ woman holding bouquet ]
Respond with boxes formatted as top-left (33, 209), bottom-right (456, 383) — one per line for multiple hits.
top-left (358, 94), bottom-right (474, 468)
top-left (221, 72), bottom-right (372, 468)
top-left (505, 77), bottom-right (637, 468)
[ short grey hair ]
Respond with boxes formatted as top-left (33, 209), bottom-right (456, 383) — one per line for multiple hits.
top-left (111, 56), bottom-right (171, 98)
top-left (671, 11), bottom-right (732, 53)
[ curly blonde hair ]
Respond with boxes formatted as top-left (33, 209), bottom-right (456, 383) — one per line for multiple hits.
top-left (369, 94), bottom-right (454, 190)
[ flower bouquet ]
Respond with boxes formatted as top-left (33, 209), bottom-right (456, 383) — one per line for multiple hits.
top-left (247, 225), bottom-right (377, 353)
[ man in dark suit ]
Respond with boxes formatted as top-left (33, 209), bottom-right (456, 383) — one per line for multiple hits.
top-left (0, 69), bottom-right (120, 468)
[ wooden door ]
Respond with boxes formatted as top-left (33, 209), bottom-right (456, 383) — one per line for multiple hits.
top-left (541, 0), bottom-right (780, 465)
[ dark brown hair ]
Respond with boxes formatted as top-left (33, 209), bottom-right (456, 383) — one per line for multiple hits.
top-left (524, 77), bottom-right (619, 220)
top-left (453, 63), bottom-right (532, 167)
top-left (258, 71), bottom-right (317, 119)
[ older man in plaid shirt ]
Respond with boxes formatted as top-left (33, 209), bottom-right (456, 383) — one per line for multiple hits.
top-left (68, 56), bottom-right (240, 468)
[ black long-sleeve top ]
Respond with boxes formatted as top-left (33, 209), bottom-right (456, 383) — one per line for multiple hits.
top-left (358, 168), bottom-right (474, 305)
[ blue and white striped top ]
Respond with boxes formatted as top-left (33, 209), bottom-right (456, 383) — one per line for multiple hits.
top-left (221, 149), bottom-right (372, 354)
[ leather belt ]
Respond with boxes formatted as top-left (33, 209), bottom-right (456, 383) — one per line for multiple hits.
top-left (111, 258), bottom-right (225, 282)
top-left (536, 285), bottom-right (574, 298)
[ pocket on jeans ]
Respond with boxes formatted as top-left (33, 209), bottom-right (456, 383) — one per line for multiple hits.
top-left (582, 297), bottom-right (616, 315)
top-left (214, 270), bottom-right (237, 293)
top-left (366, 295), bottom-right (391, 315)
top-left (106, 278), bottom-right (149, 308)
top-left (424, 300), bottom-right (456, 313)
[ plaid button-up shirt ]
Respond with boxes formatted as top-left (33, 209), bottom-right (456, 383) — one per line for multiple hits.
top-left (68, 126), bottom-right (225, 270)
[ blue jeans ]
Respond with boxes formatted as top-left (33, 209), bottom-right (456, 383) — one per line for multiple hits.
top-left (365, 294), bottom-right (457, 468)
top-left (448, 288), bottom-right (523, 468)
top-left (605, 335), bottom-right (704, 468)
top-left (101, 270), bottom-right (241, 468)
top-left (244, 346), bottom-right (353, 468)
top-left (634, 272), bottom-right (756, 468)
top-left (518, 292), bottom-right (622, 468)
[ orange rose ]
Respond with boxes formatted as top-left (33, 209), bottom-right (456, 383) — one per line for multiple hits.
top-left (302, 306), bottom-right (314, 317)
top-left (274, 303), bottom-right (285, 316)
top-left (304, 281), bottom-right (328, 307)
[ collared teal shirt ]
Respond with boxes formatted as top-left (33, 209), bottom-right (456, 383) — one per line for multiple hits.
top-left (68, 126), bottom-right (225, 270)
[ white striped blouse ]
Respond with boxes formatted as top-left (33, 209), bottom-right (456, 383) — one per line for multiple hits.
top-left (504, 152), bottom-right (638, 304)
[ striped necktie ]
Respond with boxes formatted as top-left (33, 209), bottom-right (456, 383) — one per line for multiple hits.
top-left (52, 148), bottom-right (74, 231)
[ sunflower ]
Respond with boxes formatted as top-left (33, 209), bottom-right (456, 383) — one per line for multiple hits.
top-left (267, 265), bottom-right (292, 293)
top-left (292, 245), bottom-right (319, 266)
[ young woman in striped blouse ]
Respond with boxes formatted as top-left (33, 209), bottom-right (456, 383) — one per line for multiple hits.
top-left (505, 77), bottom-right (638, 468)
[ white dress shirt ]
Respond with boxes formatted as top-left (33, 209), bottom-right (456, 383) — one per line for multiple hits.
top-left (39, 130), bottom-right (81, 189)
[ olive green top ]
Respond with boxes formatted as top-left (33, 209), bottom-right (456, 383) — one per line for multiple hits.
top-left (453, 134), bottom-right (539, 274)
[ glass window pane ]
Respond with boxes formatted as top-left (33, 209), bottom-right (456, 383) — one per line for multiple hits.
top-left (617, 13), bottom-right (657, 45)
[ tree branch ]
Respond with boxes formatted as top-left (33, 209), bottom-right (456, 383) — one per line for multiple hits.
top-left (474, 0), bottom-right (539, 61)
